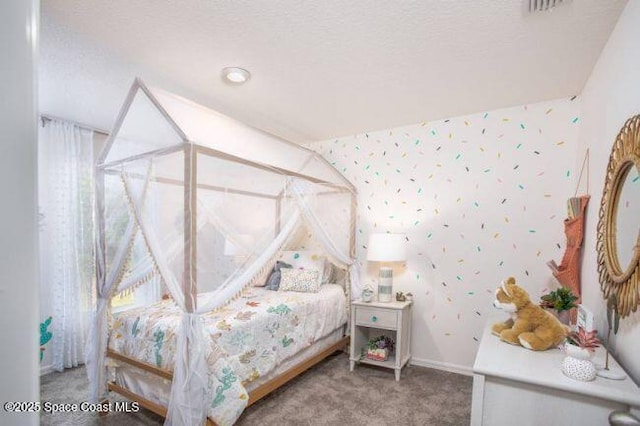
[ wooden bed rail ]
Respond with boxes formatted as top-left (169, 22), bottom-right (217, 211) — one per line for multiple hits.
top-left (105, 336), bottom-right (349, 424)
top-left (106, 382), bottom-right (217, 426)
top-left (107, 349), bottom-right (173, 380)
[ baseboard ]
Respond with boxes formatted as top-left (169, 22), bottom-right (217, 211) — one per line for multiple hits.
top-left (40, 364), bottom-right (54, 376)
top-left (410, 357), bottom-right (473, 376)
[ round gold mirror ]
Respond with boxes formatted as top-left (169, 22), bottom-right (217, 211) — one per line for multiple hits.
top-left (597, 114), bottom-right (640, 318)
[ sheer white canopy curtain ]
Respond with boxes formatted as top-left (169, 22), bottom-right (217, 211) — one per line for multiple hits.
top-left (38, 118), bottom-right (95, 371)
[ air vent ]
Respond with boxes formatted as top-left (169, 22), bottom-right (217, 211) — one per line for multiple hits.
top-left (528, 0), bottom-right (567, 13)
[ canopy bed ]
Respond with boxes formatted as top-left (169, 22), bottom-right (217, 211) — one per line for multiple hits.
top-left (86, 78), bottom-right (359, 425)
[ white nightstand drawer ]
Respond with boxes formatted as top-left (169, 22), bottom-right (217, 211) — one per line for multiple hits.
top-left (355, 307), bottom-right (397, 329)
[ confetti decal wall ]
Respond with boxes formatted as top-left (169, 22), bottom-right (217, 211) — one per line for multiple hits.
top-left (310, 97), bottom-right (581, 369)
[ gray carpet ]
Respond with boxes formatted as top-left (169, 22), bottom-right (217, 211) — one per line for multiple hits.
top-left (41, 353), bottom-right (472, 425)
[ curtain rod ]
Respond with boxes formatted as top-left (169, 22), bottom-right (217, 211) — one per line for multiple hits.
top-left (40, 113), bottom-right (110, 137)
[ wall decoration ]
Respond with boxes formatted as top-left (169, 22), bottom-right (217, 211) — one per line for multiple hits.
top-left (40, 316), bottom-right (52, 362)
top-left (546, 149), bottom-right (590, 323)
top-left (310, 96), bottom-right (580, 368)
top-left (596, 114), bottom-right (640, 319)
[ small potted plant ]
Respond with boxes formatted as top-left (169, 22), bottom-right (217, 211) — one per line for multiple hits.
top-left (539, 286), bottom-right (578, 324)
top-left (565, 327), bottom-right (600, 358)
top-left (561, 327), bottom-right (600, 381)
top-left (365, 335), bottom-right (395, 362)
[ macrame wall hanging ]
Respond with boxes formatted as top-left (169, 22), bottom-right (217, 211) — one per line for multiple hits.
top-left (547, 149), bottom-right (590, 323)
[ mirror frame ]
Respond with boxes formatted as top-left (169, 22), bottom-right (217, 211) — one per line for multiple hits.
top-left (596, 114), bottom-right (640, 318)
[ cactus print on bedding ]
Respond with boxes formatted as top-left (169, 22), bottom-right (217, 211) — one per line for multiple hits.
top-left (108, 284), bottom-right (347, 425)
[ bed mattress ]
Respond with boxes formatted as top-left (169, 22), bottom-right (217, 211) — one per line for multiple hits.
top-left (108, 284), bottom-right (347, 424)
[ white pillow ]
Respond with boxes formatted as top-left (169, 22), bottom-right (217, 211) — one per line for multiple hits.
top-left (279, 250), bottom-right (326, 284)
top-left (279, 269), bottom-right (320, 293)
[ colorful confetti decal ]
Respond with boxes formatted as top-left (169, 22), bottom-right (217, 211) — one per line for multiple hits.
top-left (308, 95), bottom-right (580, 366)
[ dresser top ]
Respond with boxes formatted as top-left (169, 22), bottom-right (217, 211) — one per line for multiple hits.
top-left (474, 318), bottom-right (640, 407)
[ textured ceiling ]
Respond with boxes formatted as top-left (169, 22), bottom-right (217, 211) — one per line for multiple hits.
top-left (40, 0), bottom-right (627, 143)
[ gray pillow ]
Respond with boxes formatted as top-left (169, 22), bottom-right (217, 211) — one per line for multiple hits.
top-left (265, 261), bottom-right (292, 291)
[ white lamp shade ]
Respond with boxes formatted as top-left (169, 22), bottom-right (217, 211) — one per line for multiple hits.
top-left (223, 234), bottom-right (255, 256)
top-left (366, 233), bottom-right (407, 262)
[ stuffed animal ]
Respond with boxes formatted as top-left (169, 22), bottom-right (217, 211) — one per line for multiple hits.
top-left (492, 277), bottom-right (570, 351)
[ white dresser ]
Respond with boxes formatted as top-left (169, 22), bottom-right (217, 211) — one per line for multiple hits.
top-left (472, 320), bottom-right (640, 426)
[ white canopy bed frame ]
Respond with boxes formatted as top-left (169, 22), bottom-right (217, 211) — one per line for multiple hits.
top-left (87, 78), bottom-right (359, 425)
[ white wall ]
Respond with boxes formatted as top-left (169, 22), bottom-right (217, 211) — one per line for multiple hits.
top-left (577, 1), bottom-right (640, 384)
top-left (311, 97), bottom-right (580, 372)
top-left (0, 1), bottom-right (40, 425)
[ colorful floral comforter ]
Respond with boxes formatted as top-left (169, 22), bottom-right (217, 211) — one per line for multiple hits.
top-left (108, 284), bottom-right (347, 425)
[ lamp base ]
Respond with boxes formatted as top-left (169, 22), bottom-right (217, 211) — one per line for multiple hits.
top-left (596, 367), bottom-right (626, 380)
top-left (378, 267), bottom-right (393, 302)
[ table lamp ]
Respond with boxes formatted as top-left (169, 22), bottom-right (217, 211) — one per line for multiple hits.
top-left (367, 233), bottom-right (407, 302)
top-left (224, 234), bottom-right (255, 260)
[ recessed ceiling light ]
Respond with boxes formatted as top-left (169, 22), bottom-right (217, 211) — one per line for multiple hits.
top-left (222, 67), bottom-right (251, 84)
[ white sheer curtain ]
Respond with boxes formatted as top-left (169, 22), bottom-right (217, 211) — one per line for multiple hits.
top-left (289, 178), bottom-right (360, 300)
top-left (38, 118), bottom-right (95, 371)
top-left (88, 158), bottom-right (303, 425)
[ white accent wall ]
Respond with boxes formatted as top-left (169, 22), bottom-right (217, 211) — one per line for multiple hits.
top-left (0, 0), bottom-right (40, 425)
top-left (577, 1), bottom-right (640, 384)
top-left (311, 97), bottom-right (581, 371)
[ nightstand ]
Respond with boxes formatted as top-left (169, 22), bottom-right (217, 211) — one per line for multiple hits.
top-left (349, 299), bottom-right (413, 381)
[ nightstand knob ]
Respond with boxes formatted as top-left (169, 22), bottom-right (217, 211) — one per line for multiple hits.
top-left (372, 316), bottom-right (378, 322)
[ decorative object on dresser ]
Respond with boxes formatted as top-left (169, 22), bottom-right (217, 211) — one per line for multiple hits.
top-left (350, 300), bottom-right (412, 381)
top-left (491, 277), bottom-right (570, 351)
top-left (598, 293), bottom-right (627, 380)
top-left (366, 233), bottom-right (407, 302)
top-left (576, 304), bottom-right (595, 332)
top-left (561, 327), bottom-right (600, 382)
top-left (395, 291), bottom-right (406, 302)
top-left (547, 149), bottom-right (590, 324)
top-left (361, 286), bottom-right (375, 302)
top-left (539, 286), bottom-right (578, 325)
top-left (596, 114), bottom-right (640, 319)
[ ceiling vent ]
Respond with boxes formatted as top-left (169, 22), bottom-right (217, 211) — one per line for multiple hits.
top-left (527, 0), bottom-right (569, 13)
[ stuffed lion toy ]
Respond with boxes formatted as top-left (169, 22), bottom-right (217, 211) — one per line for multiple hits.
top-left (492, 277), bottom-right (569, 351)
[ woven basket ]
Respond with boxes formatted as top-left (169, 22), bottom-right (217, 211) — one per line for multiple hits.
top-left (366, 348), bottom-right (389, 361)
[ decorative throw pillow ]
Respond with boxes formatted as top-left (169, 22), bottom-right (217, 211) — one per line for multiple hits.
top-left (265, 261), bottom-right (292, 291)
top-left (279, 250), bottom-right (326, 284)
top-left (279, 269), bottom-right (320, 293)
